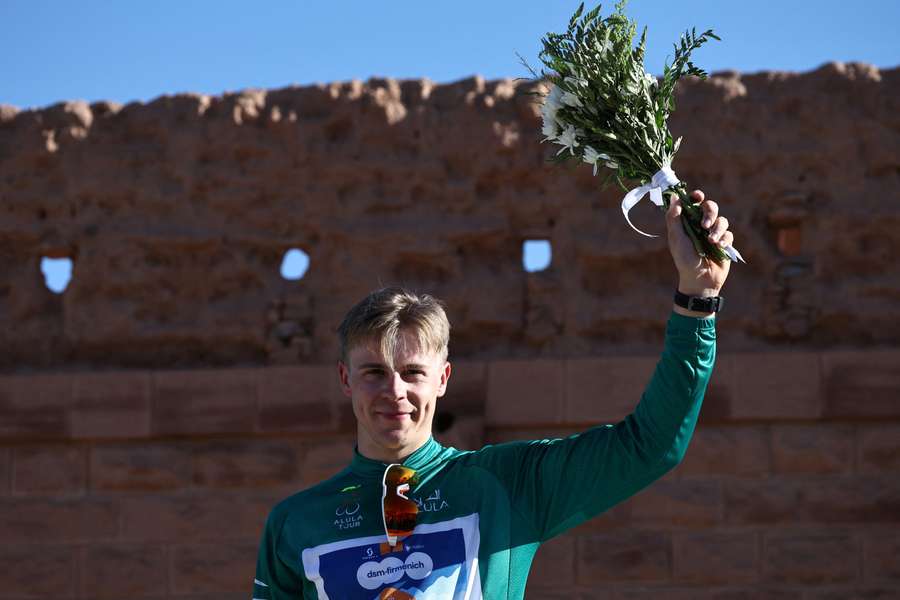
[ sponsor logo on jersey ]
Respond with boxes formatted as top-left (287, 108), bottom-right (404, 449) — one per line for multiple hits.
top-left (335, 502), bottom-right (363, 530)
top-left (414, 488), bottom-right (450, 513)
top-left (356, 552), bottom-right (434, 590)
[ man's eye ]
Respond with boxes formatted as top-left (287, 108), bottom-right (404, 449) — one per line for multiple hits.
top-left (405, 370), bottom-right (426, 378)
top-left (363, 369), bottom-right (385, 378)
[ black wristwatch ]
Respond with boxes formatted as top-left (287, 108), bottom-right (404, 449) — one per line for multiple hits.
top-left (674, 289), bottom-right (724, 313)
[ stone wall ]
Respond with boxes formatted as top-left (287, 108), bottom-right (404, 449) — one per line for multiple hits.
top-left (1, 62), bottom-right (898, 599)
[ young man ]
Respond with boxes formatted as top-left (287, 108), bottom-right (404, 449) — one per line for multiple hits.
top-left (253, 191), bottom-right (734, 599)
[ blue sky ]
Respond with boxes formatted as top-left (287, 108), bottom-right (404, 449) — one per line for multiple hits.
top-left (2, 0), bottom-right (898, 110)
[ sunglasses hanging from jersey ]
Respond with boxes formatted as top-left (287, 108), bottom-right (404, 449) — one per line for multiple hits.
top-left (381, 463), bottom-right (419, 547)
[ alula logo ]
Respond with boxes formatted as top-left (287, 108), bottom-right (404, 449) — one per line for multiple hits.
top-left (414, 488), bottom-right (449, 513)
top-left (334, 502), bottom-right (363, 530)
top-left (356, 552), bottom-right (434, 590)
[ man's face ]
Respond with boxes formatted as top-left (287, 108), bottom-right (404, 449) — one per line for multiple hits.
top-left (338, 330), bottom-right (451, 462)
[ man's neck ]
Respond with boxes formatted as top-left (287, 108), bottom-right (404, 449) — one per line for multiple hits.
top-left (357, 437), bottom-right (431, 464)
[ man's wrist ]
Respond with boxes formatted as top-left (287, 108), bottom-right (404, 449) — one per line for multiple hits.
top-left (676, 283), bottom-right (722, 298)
top-left (674, 282), bottom-right (722, 318)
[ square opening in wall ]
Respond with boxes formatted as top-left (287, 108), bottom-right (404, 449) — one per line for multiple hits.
top-left (522, 240), bottom-right (552, 272)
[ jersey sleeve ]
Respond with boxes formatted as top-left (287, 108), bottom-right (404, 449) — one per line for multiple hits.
top-left (252, 505), bottom-right (302, 600)
top-left (473, 310), bottom-right (716, 542)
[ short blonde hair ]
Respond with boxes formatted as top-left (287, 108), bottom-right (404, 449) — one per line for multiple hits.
top-left (337, 287), bottom-right (450, 367)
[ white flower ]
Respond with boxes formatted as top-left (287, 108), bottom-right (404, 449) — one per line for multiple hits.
top-left (561, 90), bottom-right (583, 108)
top-left (544, 85), bottom-right (563, 112)
top-left (582, 145), bottom-right (600, 175)
top-left (582, 146), bottom-right (613, 175)
top-left (605, 161), bottom-right (618, 169)
top-left (644, 73), bottom-right (657, 87)
top-left (540, 99), bottom-right (558, 124)
top-left (556, 124), bottom-right (581, 156)
top-left (541, 117), bottom-right (559, 141)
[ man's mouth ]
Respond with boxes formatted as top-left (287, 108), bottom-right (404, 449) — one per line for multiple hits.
top-left (377, 410), bottom-right (414, 420)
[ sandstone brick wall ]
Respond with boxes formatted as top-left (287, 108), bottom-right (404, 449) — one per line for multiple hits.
top-left (1, 61), bottom-right (899, 599)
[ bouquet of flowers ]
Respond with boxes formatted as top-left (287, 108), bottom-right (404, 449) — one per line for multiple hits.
top-left (532, 1), bottom-right (744, 264)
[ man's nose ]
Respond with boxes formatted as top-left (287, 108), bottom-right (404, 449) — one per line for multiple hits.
top-left (386, 371), bottom-right (407, 398)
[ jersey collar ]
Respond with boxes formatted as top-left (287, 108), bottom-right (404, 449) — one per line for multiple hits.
top-left (349, 436), bottom-right (443, 478)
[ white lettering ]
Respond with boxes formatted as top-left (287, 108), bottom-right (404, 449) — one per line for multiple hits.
top-left (356, 553), bottom-right (435, 589)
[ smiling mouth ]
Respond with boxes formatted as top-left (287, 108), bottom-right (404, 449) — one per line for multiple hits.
top-left (377, 411), bottom-right (414, 420)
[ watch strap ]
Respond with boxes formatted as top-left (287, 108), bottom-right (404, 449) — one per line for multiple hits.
top-left (674, 290), bottom-right (724, 313)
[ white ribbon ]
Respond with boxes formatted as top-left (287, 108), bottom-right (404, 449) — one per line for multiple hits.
top-left (621, 165), bottom-right (680, 238)
top-left (621, 165), bottom-right (746, 263)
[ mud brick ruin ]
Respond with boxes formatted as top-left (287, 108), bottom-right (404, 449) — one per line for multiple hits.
top-left (0, 62), bottom-right (898, 598)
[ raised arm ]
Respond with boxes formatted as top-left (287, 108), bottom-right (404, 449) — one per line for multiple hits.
top-left (470, 190), bottom-right (733, 541)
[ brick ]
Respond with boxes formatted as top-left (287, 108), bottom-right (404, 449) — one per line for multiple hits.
top-left (771, 424), bottom-right (854, 474)
top-left (120, 494), bottom-right (272, 542)
top-left (0, 447), bottom-right (10, 494)
top-left (0, 544), bottom-right (76, 596)
top-left (530, 535), bottom-right (575, 588)
top-left (764, 532), bottom-right (859, 584)
top-left (565, 356), bottom-right (658, 424)
top-left (806, 588), bottom-right (900, 600)
top-left (672, 531), bottom-right (759, 584)
top-left (192, 439), bottom-right (301, 488)
top-left (257, 365), bottom-right (337, 432)
top-left (698, 353), bottom-right (736, 424)
top-left (613, 587), bottom-right (802, 600)
top-left (434, 414), bottom-right (485, 451)
top-left (299, 437), bottom-right (355, 488)
top-left (152, 368), bottom-right (258, 435)
top-left (486, 426), bottom-right (582, 444)
top-left (440, 360), bottom-right (487, 415)
top-left (82, 544), bottom-right (167, 599)
top-left (823, 350), bottom-right (900, 418)
top-left (864, 530), bottom-right (900, 582)
top-left (731, 352), bottom-right (822, 420)
top-left (91, 443), bottom-right (191, 491)
top-left (725, 477), bottom-right (900, 525)
top-left (576, 530), bottom-right (670, 583)
top-left (528, 591), bottom-right (609, 600)
top-left (860, 424), bottom-right (900, 473)
top-left (14, 445), bottom-right (86, 494)
top-left (435, 361), bottom-right (487, 449)
top-left (571, 501), bottom-right (632, 534)
top-left (70, 371), bottom-right (152, 439)
top-left (0, 497), bottom-right (119, 542)
top-left (0, 373), bottom-right (72, 440)
top-left (777, 226), bottom-right (803, 256)
top-left (0, 373), bottom-right (73, 409)
top-left (678, 425), bottom-right (769, 478)
top-left (628, 479), bottom-right (723, 528)
top-left (487, 359), bottom-right (564, 426)
top-left (170, 542), bottom-right (258, 594)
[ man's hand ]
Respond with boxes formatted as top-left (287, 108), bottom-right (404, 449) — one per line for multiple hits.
top-left (666, 189), bottom-right (733, 298)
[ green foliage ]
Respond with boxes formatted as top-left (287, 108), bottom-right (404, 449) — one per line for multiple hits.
top-left (536, 1), bottom-right (718, 180)
top-left (533, 1), bottom-right (732, 262)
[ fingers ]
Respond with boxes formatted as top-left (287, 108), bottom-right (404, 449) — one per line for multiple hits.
top-left (701, 200), bottom-right (718, 229)
top-left (714, 230), bottom-right (734, 248)
top-left (690, 190), bottom-right (732, 245)
top-left (667, 195), bottom-right (682, 219)
top-left (708, 216), bottom-right (729, 243)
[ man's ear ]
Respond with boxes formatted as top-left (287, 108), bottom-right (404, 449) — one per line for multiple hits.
top-left (338, 361), bottom-right (352, 398)
top-left (436, 361), bottom-right (452, 397)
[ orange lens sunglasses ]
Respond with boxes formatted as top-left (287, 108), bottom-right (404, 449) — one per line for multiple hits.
top-left (381, 464), bottom-right (418, 547)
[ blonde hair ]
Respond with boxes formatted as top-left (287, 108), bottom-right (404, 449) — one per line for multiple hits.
top-left (338, 287), bottom-right (450, 367)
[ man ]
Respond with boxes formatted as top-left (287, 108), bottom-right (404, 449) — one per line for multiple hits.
top-left (253, 191), bottom-right (733, 599)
